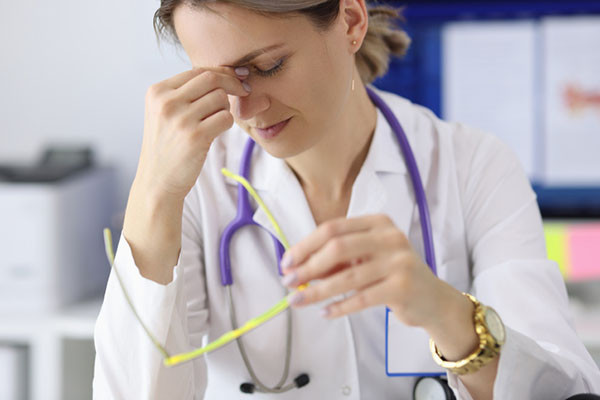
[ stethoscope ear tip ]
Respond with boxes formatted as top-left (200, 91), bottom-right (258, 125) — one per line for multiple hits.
top-left (294, 373), bottom-right (310, 388)
top-left (239, 374), bottom-right (309, 394)
top-left (240, 382), bottom-right (255, 394)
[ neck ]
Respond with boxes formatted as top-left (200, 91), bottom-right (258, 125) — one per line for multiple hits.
top-left (285, 82), bottom-right (378, 202)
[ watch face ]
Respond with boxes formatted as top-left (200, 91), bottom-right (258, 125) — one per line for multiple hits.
top-left (485, 308), bottom-right (505, 343)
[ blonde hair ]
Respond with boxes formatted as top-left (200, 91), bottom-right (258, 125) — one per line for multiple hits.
top-left (153, 0), bottom-right (410, 84)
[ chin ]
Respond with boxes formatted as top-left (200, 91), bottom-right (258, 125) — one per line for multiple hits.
top-left (255, 139), bottom-right (304, 160)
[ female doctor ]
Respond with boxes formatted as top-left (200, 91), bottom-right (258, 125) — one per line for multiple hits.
top-left (93, 0), bottom-right (600, 399)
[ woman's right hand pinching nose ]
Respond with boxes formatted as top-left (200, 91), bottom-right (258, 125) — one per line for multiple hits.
top-left (135, 67), bottom-right (250, 200)
top-left (122, 67), bottom-right (249, 284)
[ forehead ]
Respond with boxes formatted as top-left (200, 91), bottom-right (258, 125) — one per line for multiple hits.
top-left (173, 3), bottom-right (314, 67)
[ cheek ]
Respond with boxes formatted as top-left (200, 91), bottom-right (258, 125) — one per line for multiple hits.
top-left (281, 56), bottom-right (346, 123)
top-left (308, 42), bottom-right (351, 107)
top-left (241, 65), bottom-right (316, 119)
top-left (304, 60), bottom-right (349, 124)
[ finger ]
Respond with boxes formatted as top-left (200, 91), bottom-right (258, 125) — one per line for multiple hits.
top-left (290, 258), bottom-right (387, 307)
top-left (284, 230), bottom-right (383, 287)
top-left (178, 69), bottom-right (250, 102)
top-left (294, 258), bottom-right (363, 284)
top-left (164, 66), bottom-right (233, 91)
top-left (178, 88), bottom-right (230, 129)
top-left (321, 280), bottom-right (390, 318)
top-left (283, 214), bottom-right (392, 271)
top-left (196, 109), bottom-right (235, 142)
top-left (157, 68), bottom-right (206, 92)
top-left (319, 260), bottom-right (354, 280)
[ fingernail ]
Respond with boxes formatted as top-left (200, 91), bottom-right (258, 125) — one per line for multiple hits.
top-left (235, 66), bottom-right (249, 76)
top-left (320, 307), bottom-right (330, 318)
top-left (281, 272), bottom-right (297, 287)
top-left (242, 81), bottom-right (252, 93)
top-left (287, 291), bottom-right (304, 306)
top-left (280, 253), bottom-right (293, 271)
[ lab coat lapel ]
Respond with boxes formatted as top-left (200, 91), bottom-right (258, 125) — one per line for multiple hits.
top-left (252, 108), bottom-right (417, 246)
top-left (251, 160), bottom-right (317, 248)
top-left (347, 105), bottom-right (415, 239)
top-left (346, 161), bottom-right (387, 216)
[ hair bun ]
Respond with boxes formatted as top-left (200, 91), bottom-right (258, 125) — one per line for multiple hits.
top-left (356, 5), bottom-right (411, 84)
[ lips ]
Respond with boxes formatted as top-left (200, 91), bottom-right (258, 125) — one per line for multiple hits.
top-left (254, 117), bottom-right (291, 140)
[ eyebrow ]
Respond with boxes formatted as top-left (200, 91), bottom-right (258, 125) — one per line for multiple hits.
top-left (224, 43), bottom-right (286, 67)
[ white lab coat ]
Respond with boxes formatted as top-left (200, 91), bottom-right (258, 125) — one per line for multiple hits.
top-left (93, 86), bottom-right (600, 399)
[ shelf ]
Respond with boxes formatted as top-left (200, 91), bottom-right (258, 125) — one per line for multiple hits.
top-left (535, 186), bottom-right (600, 218)
top-left (0, 298), bottom-right (102, 400)
top-left (570, 299), bottom-right (600, 349)
top-left (396, 1), bottom-right (600, 20)
top-left (53, 298), bottom-right (103, 340)
top-left (375, 5), bottom-right (600, 215)
top-left (0, 297), bottom-right (101, 342)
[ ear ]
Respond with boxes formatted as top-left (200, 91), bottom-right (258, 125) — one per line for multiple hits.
top-left (340, 0), bottom-right (368, 53)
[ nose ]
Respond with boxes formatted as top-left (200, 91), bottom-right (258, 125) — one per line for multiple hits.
top-left (230, 89), bottom-right (270, 121)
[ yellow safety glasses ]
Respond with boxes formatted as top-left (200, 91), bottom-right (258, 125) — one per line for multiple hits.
top-left (102, 168), bottom-right (307, 367)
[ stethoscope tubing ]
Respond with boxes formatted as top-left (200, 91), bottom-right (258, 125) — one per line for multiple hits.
top-left (219, 85), bottom-right (438, 394)
top-left (228, 285), bottom-right (294, 393)
top-left (365, 86), bottom-right (437, 274)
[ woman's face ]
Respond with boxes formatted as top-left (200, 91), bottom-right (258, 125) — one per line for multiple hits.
top-left (173, 3), bottom-right (355, 159)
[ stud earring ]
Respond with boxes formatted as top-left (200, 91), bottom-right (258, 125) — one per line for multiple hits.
top-left (352, 40), bottom-right (357, 45)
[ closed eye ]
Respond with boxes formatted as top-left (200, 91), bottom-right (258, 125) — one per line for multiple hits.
top-left (253, 57), bottom-right (285, 78)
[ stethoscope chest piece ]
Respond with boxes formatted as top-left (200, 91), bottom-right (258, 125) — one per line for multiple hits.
top-left (413, 376), bottom-right (456, 400)
top-left (240, 373), bottom-right (310, 394)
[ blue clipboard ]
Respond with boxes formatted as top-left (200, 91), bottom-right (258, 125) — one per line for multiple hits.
top-left (385, 308), bottom-right (446, 377)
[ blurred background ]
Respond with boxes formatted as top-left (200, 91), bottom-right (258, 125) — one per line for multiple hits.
top-left (1, 1), bottom-right (599, 399)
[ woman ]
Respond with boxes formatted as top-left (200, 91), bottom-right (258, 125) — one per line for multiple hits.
top-left (93, 1), bottom-right (600, 399)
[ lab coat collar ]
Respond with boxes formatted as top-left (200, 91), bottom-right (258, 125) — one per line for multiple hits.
top-left (222, 87), bottom-right (417, 246)
top-left (365, 85), bottom-right (411, 176)
top-left (221, 130), bottom-right (312, 245)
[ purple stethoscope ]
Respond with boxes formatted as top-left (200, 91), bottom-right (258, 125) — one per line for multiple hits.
top-left (219, 86), bottom-right (441, 396)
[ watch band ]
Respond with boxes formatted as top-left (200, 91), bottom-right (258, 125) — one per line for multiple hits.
top-left (429, 292), bottom-right (503, 376)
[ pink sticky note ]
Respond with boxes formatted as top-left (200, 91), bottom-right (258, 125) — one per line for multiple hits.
top-left (568, 223), bottom-right (600, 281)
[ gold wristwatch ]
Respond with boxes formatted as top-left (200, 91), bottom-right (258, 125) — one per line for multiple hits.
top-left (429, 292), bottom-right (505, 375)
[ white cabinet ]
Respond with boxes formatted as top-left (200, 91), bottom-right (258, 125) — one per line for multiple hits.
top-left (1, 295), bottom-right (599, 399)
top-left (0, 344), bottom-right (27, 400)
top-left (0, 298), bottom-right (101, 400)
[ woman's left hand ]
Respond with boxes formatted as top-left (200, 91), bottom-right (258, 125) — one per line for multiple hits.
top-left (281, 214), bottom-right (460, 329)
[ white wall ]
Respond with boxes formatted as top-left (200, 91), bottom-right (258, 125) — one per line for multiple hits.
top-left (0, 0), bottom-right (191, 210)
